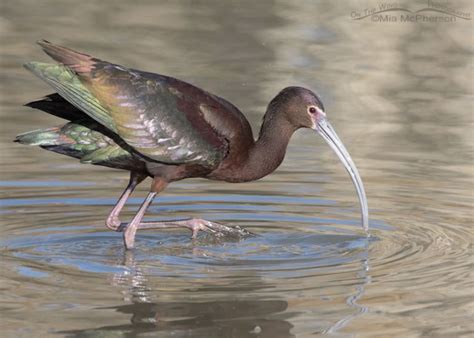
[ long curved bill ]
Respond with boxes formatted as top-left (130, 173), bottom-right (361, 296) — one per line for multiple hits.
top-left (315, 117), bottom-right (369, 232)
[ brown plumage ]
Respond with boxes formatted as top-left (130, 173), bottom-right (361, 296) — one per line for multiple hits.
top-left (16, 40), bottom-right (369, 249)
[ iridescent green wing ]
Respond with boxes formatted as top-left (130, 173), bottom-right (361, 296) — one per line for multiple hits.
top-left (15, 122), bottom-right (144, 171)
top-left (24, 62), bottom-right (117, 133)
top-left (82, 64), bottom-right (228, 166)
top-left (26, 40), bottom-right (228, 168)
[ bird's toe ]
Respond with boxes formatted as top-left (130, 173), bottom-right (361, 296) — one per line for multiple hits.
top-left (191, 218), bottom-right (253, 238)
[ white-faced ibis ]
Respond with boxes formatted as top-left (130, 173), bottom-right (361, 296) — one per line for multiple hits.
top-left (15, 40), bottom-right (369, 249)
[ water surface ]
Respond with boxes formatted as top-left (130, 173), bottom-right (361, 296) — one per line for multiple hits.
top-left (1, 1), bottom-right (472, 337)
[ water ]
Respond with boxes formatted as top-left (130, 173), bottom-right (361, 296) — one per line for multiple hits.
top-left (1, 1), bottom-right (472, 337)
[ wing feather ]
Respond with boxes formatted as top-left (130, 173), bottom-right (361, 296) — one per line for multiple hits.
top-left (27, 41), bottom-right (228, 168)
top-left (24, 62), bottom-right (117, 133)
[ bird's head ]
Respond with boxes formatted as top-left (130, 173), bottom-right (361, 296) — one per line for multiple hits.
top-left (268, 86), bottom-right (369, 231)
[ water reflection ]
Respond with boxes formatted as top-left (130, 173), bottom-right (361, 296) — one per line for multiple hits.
top-left (66, 300), bottom-right (293, 338)
top-left (325, 242), bottom-right (371, 335)
top-left (62, 251), bottom-right (294, 338)
top-left (18, 229), bottom-right (373, 337)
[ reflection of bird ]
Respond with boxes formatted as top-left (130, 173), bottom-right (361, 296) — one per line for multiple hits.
top-left (64, 251), bottom-right (295, 338)
top-left (15, 40), bottom-right (368, 249)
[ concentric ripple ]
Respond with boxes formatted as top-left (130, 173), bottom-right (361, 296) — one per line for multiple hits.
top-left (1, 160), bottom-right (472, 337)
top-left (1, 183), bottom-right (379, 335)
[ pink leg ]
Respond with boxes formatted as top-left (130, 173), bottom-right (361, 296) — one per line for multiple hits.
top-left (120, 177), bottom-right (253, 249)
top-left (105, 172), bottom-right (146, 231)
top-left (123, 191), bottom-right (157, 249)
top-left (122, 177), bottom-right (168, 249)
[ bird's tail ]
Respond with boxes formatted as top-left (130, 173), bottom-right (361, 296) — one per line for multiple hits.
top-left (14, 126), bottom-right (65, 146)
top-left (14, 122), bottom-right (138, 170)
top-left (14, 125), bottom-right (86, 160)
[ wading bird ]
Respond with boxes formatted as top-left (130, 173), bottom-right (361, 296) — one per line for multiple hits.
top-left (15, 40), bottom-right (368, 249)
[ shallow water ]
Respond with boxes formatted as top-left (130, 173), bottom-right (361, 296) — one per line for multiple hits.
top-left (1, 1), bottom-right (473, 337)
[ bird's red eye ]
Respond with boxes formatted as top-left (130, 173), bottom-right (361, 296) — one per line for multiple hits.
top-left (309, 107), bottom-right (317, 114)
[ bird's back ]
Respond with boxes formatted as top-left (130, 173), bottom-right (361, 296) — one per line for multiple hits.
top-left (19, 40), bottom-right (255, 174)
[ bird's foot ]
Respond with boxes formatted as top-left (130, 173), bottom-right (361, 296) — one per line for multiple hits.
top-left (135, 218), bottom-right (254, 239)
top-left (186, 218), bottom-right (254, 239)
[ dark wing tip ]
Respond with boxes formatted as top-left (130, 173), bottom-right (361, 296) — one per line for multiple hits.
top-left (23, 93), bottom-right (89, 122)
top-left (23, 96), bottom-right (49, 108)
top-left (24, 93), bottom-right (61, 108)
top-left (24, 93), bottom-right (58, 107)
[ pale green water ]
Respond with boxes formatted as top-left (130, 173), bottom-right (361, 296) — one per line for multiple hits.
top-left (0, 1), bottom-right (473, 337)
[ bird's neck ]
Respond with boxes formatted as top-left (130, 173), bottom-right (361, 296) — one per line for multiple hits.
top-left (238, 112), bottom-right (296, 182)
